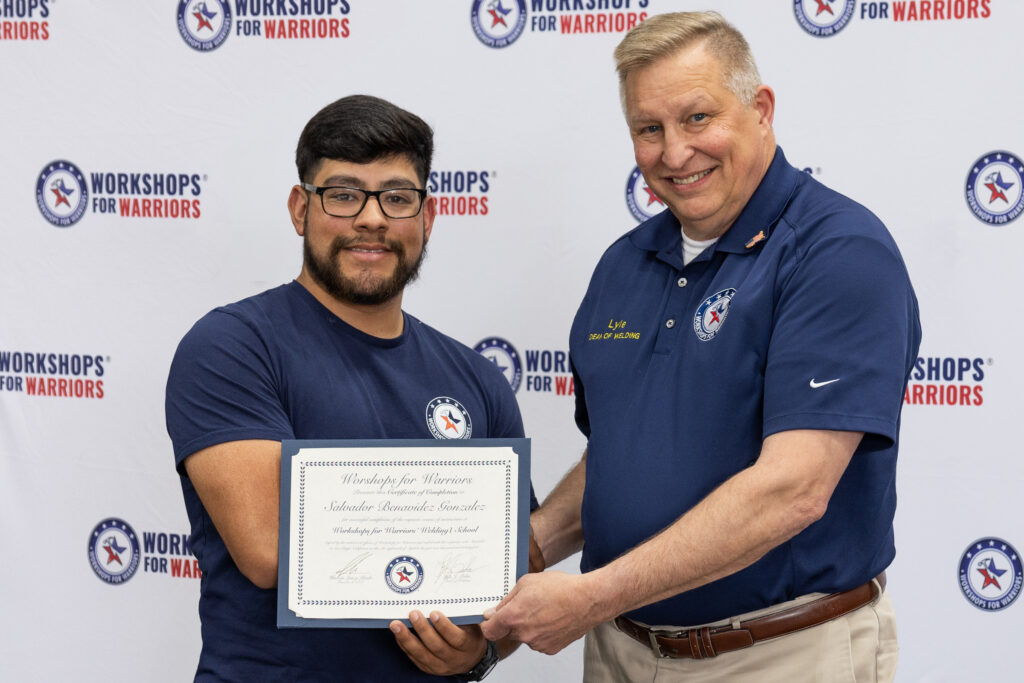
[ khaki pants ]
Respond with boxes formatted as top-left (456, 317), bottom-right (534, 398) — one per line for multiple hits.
top-left (583, 590), bottom-right (897, 683)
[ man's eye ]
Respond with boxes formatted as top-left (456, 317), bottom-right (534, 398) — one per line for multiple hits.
top-left (326, 191), bottom-right (357, 202)
top-left (640, 125), bottom-right (660, 135)
top-left (691, 113), bottom-right (708, 123)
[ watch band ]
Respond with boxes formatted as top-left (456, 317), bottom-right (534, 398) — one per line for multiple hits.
top-left (454, 639), bottom-right (499, 681)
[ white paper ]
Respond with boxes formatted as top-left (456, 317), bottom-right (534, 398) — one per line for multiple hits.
top-left (287, 446), bottom-right (519, 621)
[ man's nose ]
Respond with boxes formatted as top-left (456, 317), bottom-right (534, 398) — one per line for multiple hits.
top-left (353, 194), bottom-right (389, 230)
top-left (661, 127), bottom-right (694, 169)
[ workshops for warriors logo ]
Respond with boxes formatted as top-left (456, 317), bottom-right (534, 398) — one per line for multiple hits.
top-left (958, 537), bottom-right (1022, 612)
top-left (965, 151), bottom-right (1023, 225)
top-left (903, 355), bottom-right (992, 407)
top-left (0, 0), bottom-right (50, 41)
top-left (428, 169), bottom-right (492, 216)
top-left (0, 350), bottom-right (106, 399)
top-left (471, 0), bottom-right (649, 48)
top-left (474, 337), bottom-right (575, 396)
top-left (35, 160), bottom-right (205, 227)
top-left (88, 518), bottom-right (201, 585)
top-left (795, 0), bottom-right (993, 37)
top-left (625, 165), bottom-right (667, 223)
top-left (176, 0), bottom-right (351, 51)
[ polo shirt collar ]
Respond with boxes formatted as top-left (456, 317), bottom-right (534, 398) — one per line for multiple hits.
top-left (627, 146), bottom-right (799, 265)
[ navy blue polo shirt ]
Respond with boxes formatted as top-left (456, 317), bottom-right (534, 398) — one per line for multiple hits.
top-left (570, 148), bottom-right (921, 626)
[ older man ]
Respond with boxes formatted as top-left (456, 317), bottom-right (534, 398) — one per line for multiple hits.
top-left (483, 12), bottom-right (920, 682)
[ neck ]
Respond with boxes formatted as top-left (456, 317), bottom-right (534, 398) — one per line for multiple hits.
top-left (296, 270), bottom-right (405, 339)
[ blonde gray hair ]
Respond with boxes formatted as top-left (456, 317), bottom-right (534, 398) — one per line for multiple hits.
top-left (614, 11), bottom-right (761, 107)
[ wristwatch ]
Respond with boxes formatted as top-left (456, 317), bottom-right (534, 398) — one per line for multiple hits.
top-left (455, 639), bottom-right (498, 681)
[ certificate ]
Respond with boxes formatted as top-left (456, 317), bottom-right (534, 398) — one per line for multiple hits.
top-left (277, 438), bottom-right (530, 628)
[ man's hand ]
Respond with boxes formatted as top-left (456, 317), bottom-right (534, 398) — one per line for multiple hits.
top-left (391, 611), bottom-right (487, 676)
top-left (481, 571), bottom-right (607, 655)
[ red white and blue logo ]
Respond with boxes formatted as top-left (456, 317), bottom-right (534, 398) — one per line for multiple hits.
top-left (625, 165), bottom-right (668, 223)
top-left (88, 518), bottom-right (141, 585)
top-left (177, 0), bottom-right (231, 51)
top-left (385, 556), bottom-right (424, 594)
top-left (793, 0), bottom-right (856, 37)
top-left (693, 288), bottom-right (736, 341)
top-left (965, 151), bottom-right (1024, 225)
top-left (426, 396), bottom-right (473, 440)
top-left (476, 337), bottom-right (574, 396)
top-left (958, 537), bottom-right (1022, 611)
top-left (471, 0), bottom-right (526, 48)
top-left (36, 160), bottom-right (88, 228)
top-left (35, 160), bottom-right (205, 225)
top-left (475, 337), bottom-right (522, 392)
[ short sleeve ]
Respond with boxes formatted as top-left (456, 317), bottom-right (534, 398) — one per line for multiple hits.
top-left (763, 229), bottom-right (921, 445)
top-left (165, 310), bottom-right (295, 471)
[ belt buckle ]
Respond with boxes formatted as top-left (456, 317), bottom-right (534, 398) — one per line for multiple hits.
top-left (647, 627), bottom-right (683, 658)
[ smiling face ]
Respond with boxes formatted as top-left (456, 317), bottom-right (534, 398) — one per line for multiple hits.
top-left (289, 155), bottom-right (435, 307)
top-left (624, 42), bottom-right (775, 241)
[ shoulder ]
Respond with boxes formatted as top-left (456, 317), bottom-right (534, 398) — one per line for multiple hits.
top-left (405, 315), bottom-right (514, 391)
top-left (595, 224), bottom-right (651, 270)
top-left (407, 316), bottom-right (499, 372)
top-left (779, 174), bottom-right (900, 257)
top-left (177, 284), bottom-right (297, 350)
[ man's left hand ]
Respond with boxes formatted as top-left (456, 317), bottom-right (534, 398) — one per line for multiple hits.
top-left (481, 571), bottom-right (604, 655)
top-left (391, 611), bottom-right (487, 676)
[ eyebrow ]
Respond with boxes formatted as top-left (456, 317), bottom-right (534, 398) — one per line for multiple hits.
top-left (319, 175), bottom-right (420, 189)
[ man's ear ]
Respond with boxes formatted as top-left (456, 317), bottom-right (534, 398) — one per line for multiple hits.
top-left (421, 195), bottom-right (437, 244)
top-left (288, 185), bottom-right (308, 236)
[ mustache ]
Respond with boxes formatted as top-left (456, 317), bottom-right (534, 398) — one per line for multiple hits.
top-left (329, 235), bottom-right (405, 257)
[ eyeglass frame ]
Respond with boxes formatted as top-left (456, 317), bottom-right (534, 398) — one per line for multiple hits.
top-left (300, 182), bottom-right (429, 219)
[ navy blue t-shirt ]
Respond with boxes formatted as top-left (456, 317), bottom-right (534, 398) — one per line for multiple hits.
top-left (166, 281), bottom-right (528, 682)
top-left (570, 148), bottom-right (921, 626)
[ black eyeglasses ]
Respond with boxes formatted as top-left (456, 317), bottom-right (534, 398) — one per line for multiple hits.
top-left (301, 183), bottom-right (428, 219)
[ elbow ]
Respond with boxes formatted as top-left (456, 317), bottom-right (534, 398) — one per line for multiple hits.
top-left (789, 493), bottom-right (830, 532)
top-left (235, 548), bottom-right (279, 589)
top-left (246, 566), bottom-right (278, 590)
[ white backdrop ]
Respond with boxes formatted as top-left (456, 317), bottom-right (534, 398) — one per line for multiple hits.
top-left (2, 1), bottom-right (1022, 681)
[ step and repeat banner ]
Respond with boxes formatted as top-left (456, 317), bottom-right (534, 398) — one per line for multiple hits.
top-left (2, 1), bottom-right (1021, 681)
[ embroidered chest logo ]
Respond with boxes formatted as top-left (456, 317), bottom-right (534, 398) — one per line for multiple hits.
top-left (426, 396), bottom-right (473, 440)
top-left (693, 288), bottom-right (737, 341)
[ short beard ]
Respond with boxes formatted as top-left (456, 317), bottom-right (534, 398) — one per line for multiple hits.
top-left (303, 223), bottom-right (426, 306)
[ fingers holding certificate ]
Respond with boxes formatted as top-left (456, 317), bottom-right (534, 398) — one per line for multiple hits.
top-left (277, 438), bottom-right (531, 628)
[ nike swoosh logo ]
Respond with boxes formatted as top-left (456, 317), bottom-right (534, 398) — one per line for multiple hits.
top-left (809, 378), bottom-right (840, 389)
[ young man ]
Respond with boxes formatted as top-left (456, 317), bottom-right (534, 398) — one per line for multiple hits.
top-left (166, 95), bottom-right (525, 681)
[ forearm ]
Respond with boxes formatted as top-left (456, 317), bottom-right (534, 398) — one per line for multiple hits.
top-left (585, 468), bottom-right (804, 621)
top-left (584, 430), bottom-right (860, 621)
top-left (530, 450), bottom-right (587, 567)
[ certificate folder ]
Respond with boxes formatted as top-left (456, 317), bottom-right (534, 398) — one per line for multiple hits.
top-left (277, 438), bottom-right (530, 628)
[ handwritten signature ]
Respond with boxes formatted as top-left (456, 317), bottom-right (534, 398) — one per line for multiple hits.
top-left (334, 552), bottom-right (373, 577)
top-left (436, 553), bottom-right (483, 584)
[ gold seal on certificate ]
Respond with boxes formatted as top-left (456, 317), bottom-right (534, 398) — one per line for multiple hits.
top-left (277, 438), bottom-right (530, 628)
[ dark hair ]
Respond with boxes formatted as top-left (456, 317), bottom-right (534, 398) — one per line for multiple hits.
top-left (295, 95), bottom-right (434, 186)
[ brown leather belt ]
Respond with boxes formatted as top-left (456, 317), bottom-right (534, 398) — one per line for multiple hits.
top-left (614, 573), bottom-right (885, 660)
